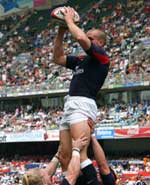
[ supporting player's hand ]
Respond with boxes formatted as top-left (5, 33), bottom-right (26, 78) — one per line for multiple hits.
top-left (40, 169), bottom-right (51, 185)
top-left (72, 134), bottom-right (88, 151)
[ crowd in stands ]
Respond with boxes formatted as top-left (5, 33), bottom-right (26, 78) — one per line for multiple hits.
top-left (96, 101), bottom-right (150, 128)
top-left (0, 101), bottom-right (149, 132)
top-left (0, 156), bottom-right (150, 185)
top-left (0, 106), bottom-right (62, 132)
top-left (0, 0), bottom-right (149, 94)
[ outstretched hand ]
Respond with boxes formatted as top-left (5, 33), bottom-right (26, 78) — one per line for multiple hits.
top-left (61, 6), bottom-right (76, 24)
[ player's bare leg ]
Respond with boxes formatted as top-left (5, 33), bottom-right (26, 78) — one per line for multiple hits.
top-left (70, 120), bottom-right (91, 162)
top-left (59, 129), bottom-right (72, 172)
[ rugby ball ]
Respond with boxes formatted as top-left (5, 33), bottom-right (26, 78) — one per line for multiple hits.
top-left (51, 7), bottom-right (80, 25)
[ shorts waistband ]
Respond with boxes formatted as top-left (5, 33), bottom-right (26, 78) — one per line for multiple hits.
top-left (64, 95), bottom-right (96, 104)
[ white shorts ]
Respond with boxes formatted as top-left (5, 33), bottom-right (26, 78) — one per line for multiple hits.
top-left (60, 95), bottom-right (97, 130)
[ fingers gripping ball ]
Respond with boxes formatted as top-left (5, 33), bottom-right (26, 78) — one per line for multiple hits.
top-left (51, 7), bottom-right (80, 26)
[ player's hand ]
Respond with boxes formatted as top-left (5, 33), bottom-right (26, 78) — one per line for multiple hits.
top-left (61, 6), bottom-right (76, 24)
top-left (58, 25), bottom-right (68, 33)
top-left (91, 133), bottom-right (96, 140)
top-left (40, 169), bottom-right (51, 185)
top-left (72, 134), bottom-right (88, 151)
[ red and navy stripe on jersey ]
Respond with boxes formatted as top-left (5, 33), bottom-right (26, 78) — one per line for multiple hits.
top-left (66, 43), bottom-right (110, 100)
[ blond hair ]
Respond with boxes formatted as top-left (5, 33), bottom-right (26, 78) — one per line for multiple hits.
top-left (22, 169), bottom-right (43, 185)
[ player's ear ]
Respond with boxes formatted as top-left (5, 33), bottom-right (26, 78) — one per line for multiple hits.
top-left (98, 39), bottom-right (104, 46)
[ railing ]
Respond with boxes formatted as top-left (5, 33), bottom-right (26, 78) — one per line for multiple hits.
top-left (103, 73), bottom-right (150, 88)
top-left (0, 81), bottom-right (70, 97)
top-left (0, 73), bottom-right (149, 97)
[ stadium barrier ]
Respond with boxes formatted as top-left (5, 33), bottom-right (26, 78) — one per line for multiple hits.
top-left (0, 75), bottom-right (149, 98)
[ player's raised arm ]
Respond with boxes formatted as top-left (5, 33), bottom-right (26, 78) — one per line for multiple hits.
top-left (53, 26), bottom-right (67, 66)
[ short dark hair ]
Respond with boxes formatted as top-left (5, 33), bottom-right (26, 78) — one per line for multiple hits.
top-left (98, 30), bottom-right (106, 45)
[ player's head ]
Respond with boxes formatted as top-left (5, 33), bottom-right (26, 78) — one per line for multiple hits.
top-left (86, 29), bottom-right (106, 47)
top-left (22, 168), bottom-right (51, 185)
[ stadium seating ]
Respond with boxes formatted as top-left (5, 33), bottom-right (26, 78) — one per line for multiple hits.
top-left (0, 0), bottom-right (149, 95)
top-left (0, 102), bottom-right (149, 132)
top-left (0, 156), bottom-right (150, 184)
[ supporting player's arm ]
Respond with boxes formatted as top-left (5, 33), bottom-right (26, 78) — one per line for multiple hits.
top-left (53, 26), bottom-right (67, 66)
top-left (44, 146), bottom-right (61, 178)
top-left (44, 153), bottom-right (59, 177)
top-left (64, 149), bottom-right (81, 185)
top-left (91, 135), bottom-right (110, 175)
top-left (91, 135), bottom-right (116, 185)
top-left (62, 135), bottom-right (88, 185)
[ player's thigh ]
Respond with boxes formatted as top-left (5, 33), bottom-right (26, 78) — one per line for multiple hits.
top-left (70, 120), bottom-right (91, 142)
top-left (70, 120), bottom-right (91, 161)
